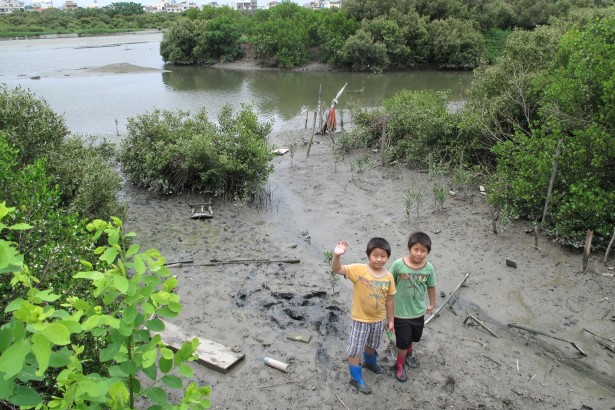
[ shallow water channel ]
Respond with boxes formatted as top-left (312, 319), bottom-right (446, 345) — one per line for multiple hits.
top-left (0, 32), bottom-right (473, 142)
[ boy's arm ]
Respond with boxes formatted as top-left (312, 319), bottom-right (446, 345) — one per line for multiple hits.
top-left (385, 294), bottom-right (394, 331)
top-left (331, 240), bottom-right (348, 276)
top-left (426, 285), bottom-right (436, 313)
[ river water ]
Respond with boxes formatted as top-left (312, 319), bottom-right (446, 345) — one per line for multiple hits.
top-left (0, 32), bottom-right (473, 143)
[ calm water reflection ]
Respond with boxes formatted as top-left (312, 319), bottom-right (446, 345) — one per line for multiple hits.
top-left (0, 33), bottom-right (473, 143)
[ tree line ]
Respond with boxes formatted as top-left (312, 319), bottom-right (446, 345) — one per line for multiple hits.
top-left (160, 0), bottom-right (615, 70)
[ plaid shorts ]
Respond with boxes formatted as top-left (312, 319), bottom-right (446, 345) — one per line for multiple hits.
top-left (346, 319), bottom-right (386, 357)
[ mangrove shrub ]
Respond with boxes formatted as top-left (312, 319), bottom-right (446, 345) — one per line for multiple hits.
top-left (118, 104), bottom-right (273, 197)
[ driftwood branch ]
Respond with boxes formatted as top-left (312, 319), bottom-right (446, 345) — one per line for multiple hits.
top-left (425, 272), bottom-right (470, 325)
top-left (583, 328), bottom-right (615, 353)
top-left (458, 336), bottom-right (487, 349)
top-left (166, 259), bottom-right (301, 268)
top-left (336, 394), bottom-right (350, 410)
top-left (508, 323), bottom-right (587, 356)
top-left (464, 314), bottom-right (500, 338)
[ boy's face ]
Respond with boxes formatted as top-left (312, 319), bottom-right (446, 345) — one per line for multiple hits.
top-left (368, 248), bottom-right (389, 270)
top-left (409, 243), bottom-right (429, 264)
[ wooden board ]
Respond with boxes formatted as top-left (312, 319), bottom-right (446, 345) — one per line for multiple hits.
top-left (159, 320), bottom-right (245, 374)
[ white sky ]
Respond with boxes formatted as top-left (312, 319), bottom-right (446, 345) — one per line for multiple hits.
top-left (71, 0), bottom-right (304, 8)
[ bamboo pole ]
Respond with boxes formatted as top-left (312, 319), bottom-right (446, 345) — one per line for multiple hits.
top-left (425, 272), bottom-right (470, 325)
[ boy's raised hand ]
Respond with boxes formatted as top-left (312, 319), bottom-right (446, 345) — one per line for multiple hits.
top-left (333, 240), bottom-right (348, 256)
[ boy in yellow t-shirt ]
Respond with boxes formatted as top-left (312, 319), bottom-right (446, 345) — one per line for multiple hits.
top-left (331, 238), bottom-right (396, 395)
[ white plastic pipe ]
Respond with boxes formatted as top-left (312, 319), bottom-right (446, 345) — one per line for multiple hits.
top-left (263, 357), bottom-right (289, 372)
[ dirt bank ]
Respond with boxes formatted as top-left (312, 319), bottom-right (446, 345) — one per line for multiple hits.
top-left (122, 121), bottom-right (615, 410)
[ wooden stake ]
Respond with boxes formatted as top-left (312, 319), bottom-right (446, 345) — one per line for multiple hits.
top-left (425, 272), bottom-right (470, 325)
top-left (508, 323), bottom-right (587, 356)
top-left (380, 118), bottom-right (387, 167)
top-left (307, 111), bottom-right (317, 158)
top-left (304, 106), bottom-right (309, 129)
top-left (604, 226), bottom-right (615, 263)
top-left (582, 229), bottom-right (593, 273)
top-left (464, 314), bottom-right (500, 338)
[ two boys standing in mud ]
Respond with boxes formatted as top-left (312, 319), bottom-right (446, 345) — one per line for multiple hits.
top-left (331, 232), bottom-right (437, 394)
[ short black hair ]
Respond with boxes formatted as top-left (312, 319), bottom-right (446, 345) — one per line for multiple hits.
top-left (408, 231), bottom-right (431, 253)
top-left (366, 237), bottom-right (391, 257)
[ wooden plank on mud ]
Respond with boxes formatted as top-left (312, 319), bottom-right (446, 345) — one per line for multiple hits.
top-left (159, 320), bottom-right (245, 374)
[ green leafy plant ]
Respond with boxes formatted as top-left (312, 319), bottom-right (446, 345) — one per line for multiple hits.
top-left (404, 184), bottom-right (425, 219)
top-left (0, 205), bottom-right (211, 409)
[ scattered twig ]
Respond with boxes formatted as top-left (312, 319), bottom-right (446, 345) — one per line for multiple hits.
top-left (463, 314), bottom-right (500, 338)
top-left (482, 354), bottom-right (501, 366)
top-left (426, 272), bottom-right (470, 325)
top-left (164, 260), bottom-right (194, 267)
top-left (583, 328), bottom-right (615, 353)
top-left (516, 359), bottom-right (520, 372)
top-left (602, 308), bottom-right (612, 321)
top-left (261, 379), bottom-right (311, 389)
top-left (508, 323), bottom-right (588, 356)
top-left (459, 336), bottom-right (487, 349)
top-left (530, 374), bottom-right (536, 381)
top-left (336, 393), bottom-right (350, 410)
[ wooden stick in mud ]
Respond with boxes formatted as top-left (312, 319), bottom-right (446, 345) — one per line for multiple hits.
top-left (425, 272), bottom-right (470, 325)
top-left (582, 229), bottom-right (593, 273)
top-left (583, 328), bottom-right (615, 353)
top-left (604, 226), bottom-right (615, 263)
top-left (464, 314), bottom-right (500, 338)
top-left (507, 323), bottom-right (588, 356)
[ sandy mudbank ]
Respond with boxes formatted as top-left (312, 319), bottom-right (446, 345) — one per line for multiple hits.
top-left (122, 124), bottom-right (615, 410)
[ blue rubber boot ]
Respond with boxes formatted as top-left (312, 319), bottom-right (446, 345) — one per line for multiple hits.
top-left (363, 351), bottom-right (387, 374)
top-left (349, 364), bottom-right (371, 395)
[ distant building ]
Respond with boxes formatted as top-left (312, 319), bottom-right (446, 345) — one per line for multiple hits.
top-left (0, 1), bottom-right (25, 13)
top-left (63, 0), bottom-right (77, 10)
top-left (145, 1), bottom-right (200, 13)
top-left (87, 0), bottom-right (99, 9)
top-left (32, 1), bottom-right (54, 11)
top-left (233, 1), bottom-right (256, 11)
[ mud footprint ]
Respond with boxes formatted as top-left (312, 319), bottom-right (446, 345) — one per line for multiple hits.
top-left (444, 375), bottom-right (456, 393)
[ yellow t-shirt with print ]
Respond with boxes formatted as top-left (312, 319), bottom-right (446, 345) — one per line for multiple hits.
top-left (345, 263), bottom-right (396, 323)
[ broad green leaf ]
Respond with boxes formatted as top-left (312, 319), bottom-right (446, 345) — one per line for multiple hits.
top-left (75, 379), bottom-right (109, 401)
top-left (0, 327), bottom-right (13, 352)
top-left (108, 365), bottom-right (127, 378)
top-left (160, 347), bottom-right (174, 360)
top-left (100, 342), bottom-right (121, 362)
top-left (0, 339), bottom-right (30, 379)
top-left (142, 275), bottom-right (161, 287)
top-left (126, 244), bottom-right (140, 259)
top-left (142, 364), bottom-right (157, 381)
top-left (113, 275), bottom-right (129, 294)
top-left (9, 384), bottom-right (41, 406)
top-left (143, 387), bottom-right (168, 405)
top-left (118, 321), bottom-right (133, 337)
top-left (119, 360), bottom-right (136, 376)
top-left (145, 318), bottom-right (165, 332)
top-left (162, 276), bottom-right (178, 292)
top-left (141, 302), bottom-right (156, 315)
top-left (82, 315), bottom-right (101, 331)
top-left (179, 364), bottom-right (193, 378)
top-left (142, 349), bottom-right (157, 369)
top-left (162, 374), bottom-right (183, 389)
top-left (102, 315), bottom-right (120, 329)
top-left (158, 357), bottom-right (172, 373)
top-left (31, 333), bottom-right (51, 376)
top-left (7, 223), bottom-right (31, 230)
top-left (121, 305), bottom-right (138, 325)
top-left (32, 289), bottom-right (60, 302)
top-left (100, 247), bottom-right (119, 264)
top-left (134, 256), bottom-right (146, 275)
top-left (49, 348), bottom-right (71, 368)
top-left (41, 323), bottom-right (71, 346)
top-left (0, 376), bottom-right (14, 399)
top-left (133, 329), bottom-right (150, 342)
top-left (155, 307), bottom-right (178, 318)
top-left (74, 271), bottom-right (105, 281)
top-left (4, 298), bottom-right (24, 312)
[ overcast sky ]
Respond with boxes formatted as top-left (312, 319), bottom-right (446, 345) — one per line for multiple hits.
top-left (74, 0), bottom-right (304, 7)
